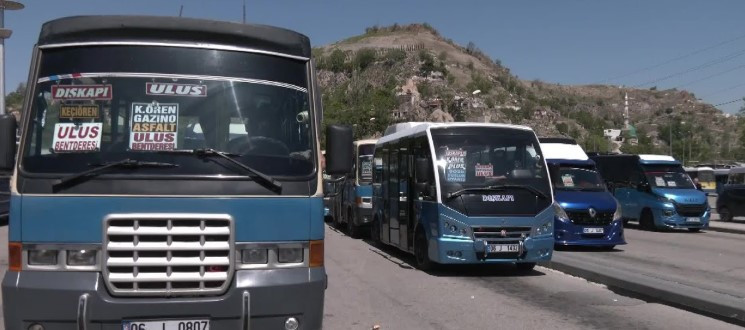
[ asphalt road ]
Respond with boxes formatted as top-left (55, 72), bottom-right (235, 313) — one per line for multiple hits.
top-left (550, 224), bottom-right (745, 321)
top-left (323, 225), bottom-right (738, 330)
top-left (0, 224), bottom-right (740, 329)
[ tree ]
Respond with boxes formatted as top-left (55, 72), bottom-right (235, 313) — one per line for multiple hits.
top-left (353, 48), bottom-right (377, 71)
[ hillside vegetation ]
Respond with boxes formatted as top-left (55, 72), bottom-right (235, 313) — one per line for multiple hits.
top-left (315, 24), bottom-right (743, 163)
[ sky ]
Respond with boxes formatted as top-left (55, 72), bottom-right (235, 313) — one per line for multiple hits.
top-left (3, 0), bottom-right (745, 113)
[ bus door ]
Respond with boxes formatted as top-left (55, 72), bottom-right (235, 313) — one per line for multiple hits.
top-left (381, 147), bottom-right (390, 243)
top-left (397, 145), bottom-right (412, 250)
top-left (388, 147), bottom-right (400, 245)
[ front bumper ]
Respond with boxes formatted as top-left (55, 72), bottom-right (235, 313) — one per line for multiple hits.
top-left (654, 207), bottom-right (710, 229)
top-left (430, 235), bottom-right (554, 264)
top-left (3, 267), bottom-right (326, 330)
top-left (554, 218), bottom-right (626, 246)
top-left (353, 206), bottom-right (373, 226)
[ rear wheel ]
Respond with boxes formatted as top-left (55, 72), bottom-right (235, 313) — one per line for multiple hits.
top-left (719, 207), bottom-right (733, 222)
top-left (516, 262), bottom-right (536, 271)
top-left (688, 228), bottom-right (702, 233)
top-left (640, 209), bottom-right (656, 231)
top-left (414, 230), bottom-right (435, 271)
top-left (332, 207), bottom-right (343, 229)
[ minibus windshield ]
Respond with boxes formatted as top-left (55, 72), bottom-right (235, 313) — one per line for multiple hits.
top-left (21, 46), bottom-right (314, 178)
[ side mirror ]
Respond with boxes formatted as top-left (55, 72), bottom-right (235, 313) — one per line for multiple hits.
top-left (415, 158), bottom-right (429, 183)
top-left (0, 114), bottom-right (17, 170)
top-left (637, 182), bottom-right (650, 192)
top-left (325, 125), bottom-right (353, 175)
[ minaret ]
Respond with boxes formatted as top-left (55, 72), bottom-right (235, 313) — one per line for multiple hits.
top-left (624, 92), bottom-right (629, 129)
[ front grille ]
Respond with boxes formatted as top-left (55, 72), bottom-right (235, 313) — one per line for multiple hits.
top-left (675, 203), bottom-right (707, 217)
top-left (104, 215), bottom-right (233, 297)
top-left (566, 210), bottom-right (614, 226)
top-left (472, 227), bottom-right (531, 240)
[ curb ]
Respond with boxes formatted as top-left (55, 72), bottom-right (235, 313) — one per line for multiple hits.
top-left (541, 255), bottom-right (745, 326)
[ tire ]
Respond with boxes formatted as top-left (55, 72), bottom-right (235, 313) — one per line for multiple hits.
top-left (688, 228), bottom-right (702, 233)
top-left (370, 217), bottom-right (381, 244)
top-left (622, 219), bottom-right (629, 226)
top-left (719, 207), bottom-right (733, 222)
top-left (347, 209), bottom-right (361, 239)
top-left (516, 262), bottom-right (536, 271)
top-left (332, 206), bottom-right (344, 229)
top-left (640, 209), bottom-right (656, 231)
top-left (414, 230), bottom-right (435, 271)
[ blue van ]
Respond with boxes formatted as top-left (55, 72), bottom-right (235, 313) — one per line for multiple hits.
top-left (591, 154), bottom-right (710, 232)
top-left (540, 138), bottom-right (625, 249)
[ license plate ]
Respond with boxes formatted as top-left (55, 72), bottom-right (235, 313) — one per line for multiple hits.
top-left (686, 217), bottom-right (701, 223)
top-left (487, 244), bottom-right (519, 253)
top-left (123, 319), bottom-right (209, 330)
top-left (583, 227), bottom-right (604, 234)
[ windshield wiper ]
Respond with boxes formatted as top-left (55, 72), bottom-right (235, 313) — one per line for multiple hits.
top-left (447, 184), bottom-right (548, 200)
top-left (159, 148), bottom-right (282, 194)
top-left (53, 159), bottom-right (178, 191)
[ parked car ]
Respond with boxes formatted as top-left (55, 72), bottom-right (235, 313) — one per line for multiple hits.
top-left (716, 167), bottom-right (745, 222)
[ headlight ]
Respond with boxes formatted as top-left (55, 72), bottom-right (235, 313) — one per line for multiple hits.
top-left (67, 250), bottom-right (97, 266)
top-left (553, 202), bottom-right (569, 221)
top-left (656, 195), bottom-right (673, 203)
top-left (533, 218), bottom-right (553, 236)
top-left (612, 200), bottom-right (622, 221)
top-left (278, 248), bottom-right (304, 263)
top-left (241, 248), bottom-right (268, 264)
top-left (441, 217), bottom-right (471, 238)
top-left (28, 250), bottom-right (58, 265)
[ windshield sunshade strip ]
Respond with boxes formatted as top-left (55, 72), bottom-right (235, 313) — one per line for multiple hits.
top-left (38, 72), bottom-right (308, 93)
top-left (38, 41), bottom-right (310, 61)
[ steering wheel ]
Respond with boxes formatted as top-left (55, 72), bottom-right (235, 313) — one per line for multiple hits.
top-left (228, 136), bottom-right (289, 156)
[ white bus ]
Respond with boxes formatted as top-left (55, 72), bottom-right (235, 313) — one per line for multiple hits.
top-left (371, 122), bottom-right (555, 270)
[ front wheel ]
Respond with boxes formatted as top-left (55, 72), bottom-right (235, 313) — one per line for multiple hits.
top-left (515, 262), bottom-right (536, 271)
top-left (688, 228), bottom-right (702, 233)
top-left (347, 210), bottom-right (362, 238)
top-left (640, 209), bottom-right (656, 231)
top-left (719, 207), bottom-right (733, 222)
top-left (370, 217), bottom-right (381, 244)
top-left (414, 230), bottom-right (435, 271)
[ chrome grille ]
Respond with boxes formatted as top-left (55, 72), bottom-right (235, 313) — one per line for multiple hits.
top-left (472, 226), bottom-right (531, 241)
top-left (103, 214), bottom-right (233, 297)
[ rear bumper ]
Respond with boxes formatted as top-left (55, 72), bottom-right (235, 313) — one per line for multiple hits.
top-left (431, 235), bottom-right (554, 264)
top-left (2, 267), bottom-right (326, 330)
top-left (554, 218), bottom-right (626, 246)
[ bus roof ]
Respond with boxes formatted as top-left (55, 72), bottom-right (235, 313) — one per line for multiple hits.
top-left (38, 16), bottom-right (311, 59)
top-left (638, 154), bottom-right (679, 164)
top-left (539, 142), bottom-right (589, 161)
top-left (354, 139), bottom-right (378, 147)
top-left (378, 122), bottom-right (533, 145)
top-left (729, 167), bottom-right (745, 174)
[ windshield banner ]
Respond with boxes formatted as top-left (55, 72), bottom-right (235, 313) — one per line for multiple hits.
top-left (445, 149), bottom-right (466, 182)
top-left (52, 122), bottom-right (102, 152)
top-left (129, 102), bottom-right (179, 151)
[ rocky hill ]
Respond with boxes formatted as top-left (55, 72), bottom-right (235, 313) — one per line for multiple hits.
top-left (314, 24), bottom-right (743, 163)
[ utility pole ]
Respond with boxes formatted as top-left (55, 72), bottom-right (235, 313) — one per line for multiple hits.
top-left (179, 5), bottom-right (184, 17)
top-left (0, 0), bottom-right (22, 115)
top-left (242, 0), bottom-right (246, 24)
top-left (665, 107), bottom-right (674, 156)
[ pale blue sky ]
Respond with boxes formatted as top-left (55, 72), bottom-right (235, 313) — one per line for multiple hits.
top-left (4, 0), bottom-right (745, 112)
